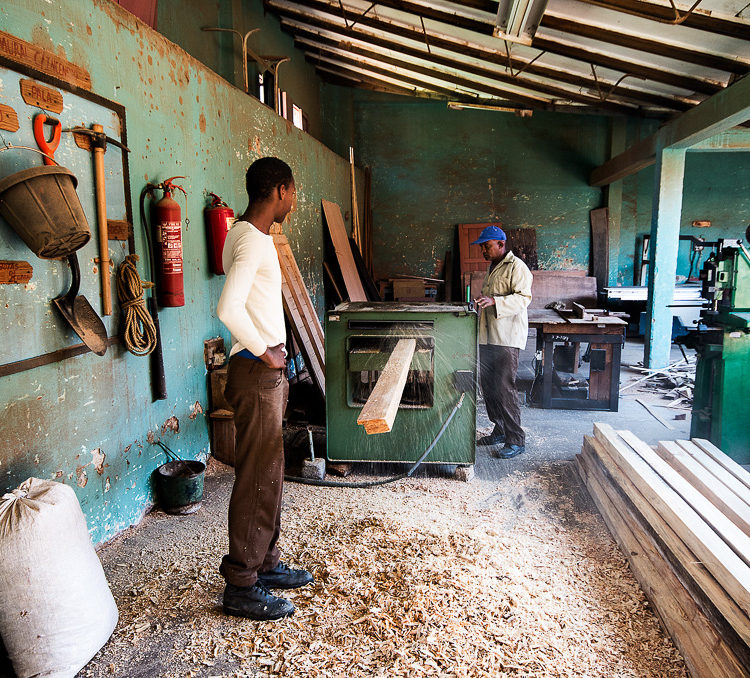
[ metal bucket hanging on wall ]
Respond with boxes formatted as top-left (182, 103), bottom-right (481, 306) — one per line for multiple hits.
top-left (0, 165), bottom-right (91, 259)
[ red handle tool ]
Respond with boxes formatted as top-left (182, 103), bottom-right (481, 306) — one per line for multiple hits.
top-left (33, 114), bottom-right (62, 166)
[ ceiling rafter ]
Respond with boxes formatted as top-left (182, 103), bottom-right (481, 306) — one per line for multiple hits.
top-left (314, 60), bottom-right (450, 97)
top-left (265, 0), bottom-right (734, 112)
top-left (573, 0), bottom-right (750, 40)
top-left (312, 53), bottom-right (642, 116)
top-left (269, 0), bottom-right (697, 110)
top-left (283, 20), bottom-right (659, 111)
top-left (540, 13), bottom-right (750, 74)
top-left (301, 40), bottom-right (553, 106)
top-left (353, 0), bottom-right (497, 34)
top-left (532, 35), bottom-right (724, 93)
top-left (306, 49), bottom-right (490, 98)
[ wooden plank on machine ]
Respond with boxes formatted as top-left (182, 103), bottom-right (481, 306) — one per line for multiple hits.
top-left (577, 443), bottom-right (750, 678)
top-left (321, 199), bottom-right (367, 302)
top-left (357, 339), bottom-right (416, 435)
top-left (272, 234), bottom-right (325, 395)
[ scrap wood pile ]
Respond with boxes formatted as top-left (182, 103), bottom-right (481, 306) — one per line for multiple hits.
top-left (620, 358), bottom-right (695, 408)
top-left (577, 424), bottom-right (750, 678)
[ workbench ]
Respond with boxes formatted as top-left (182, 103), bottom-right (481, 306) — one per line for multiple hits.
top-left (528, 309), bottom-right (627, 411)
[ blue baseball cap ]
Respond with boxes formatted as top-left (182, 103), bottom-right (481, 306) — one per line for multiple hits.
top-left (471, 225), bottom-right (506, 245)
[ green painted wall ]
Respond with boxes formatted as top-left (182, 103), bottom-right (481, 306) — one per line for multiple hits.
top-left (0, 0), bottom-right (351, 544)
top-left (325, 90), bottom-right (750, 288)
top-left (330, 91), bottom-right (608, 280)
top-left (157, 0), bottom-right (323, 139)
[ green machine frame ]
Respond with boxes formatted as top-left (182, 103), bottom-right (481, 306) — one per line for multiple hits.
top-left (325, 302), bottom-right (477, 466)
top-left (686, 239), bottom-right (750, 464)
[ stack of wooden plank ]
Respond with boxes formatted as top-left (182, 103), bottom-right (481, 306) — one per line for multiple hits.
top-left (577, 424), bottom-right (750, 678)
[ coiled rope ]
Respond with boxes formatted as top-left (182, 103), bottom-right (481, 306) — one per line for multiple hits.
top-left (116, 254), bottom-right (157, 355)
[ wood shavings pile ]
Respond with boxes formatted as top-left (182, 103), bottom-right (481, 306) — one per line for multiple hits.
top-left (79, 461), bottom-right (687, 678)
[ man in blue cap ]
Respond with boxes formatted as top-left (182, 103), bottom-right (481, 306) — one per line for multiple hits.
top-left (471, 225), bottom-right (533, 458)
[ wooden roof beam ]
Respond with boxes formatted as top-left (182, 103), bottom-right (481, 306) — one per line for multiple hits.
top-left (268, 0), bottom-right (692, 110)
top-left (273, 0), bottom-right (724, 96)
top-left (352, 0), bottom-right (495, 35)
top-left (589, 74), bottom-right (750, 185)
top-left (540, 14), bottom-right (750, 75)
top-left (533, 35), bottom-right (725, 95)
top-left (574, 0), bottom-right (750, 41)
top-left (305, 50), bottom-right (489, 99)
top-left (302, 43), bottom-right (550, 106)
top-left (284, 20), bottom-right (648, 112)
top-left (312, 59), bottom-right (455, 98)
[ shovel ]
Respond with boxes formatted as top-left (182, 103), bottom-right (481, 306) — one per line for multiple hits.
top-left (53, 253), bottom-right (108, 356)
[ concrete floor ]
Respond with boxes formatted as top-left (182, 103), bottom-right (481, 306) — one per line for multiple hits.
top-left (472, 336), bottom-right (693, 482)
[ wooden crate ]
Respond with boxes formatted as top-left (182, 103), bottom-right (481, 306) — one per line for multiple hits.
top-left (209, 409), bottom-right (235, 466)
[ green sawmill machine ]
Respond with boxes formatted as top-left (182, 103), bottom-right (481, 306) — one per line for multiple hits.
top-left (680, 238), bottom-right (750, 464)
top-left (325, 302), bottom-right (477, 473)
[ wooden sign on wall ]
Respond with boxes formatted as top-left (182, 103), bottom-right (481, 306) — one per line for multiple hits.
top-left (0, 261), bottom-right (33, 284)
top-left (0, 31), bottom-right (91, 90)
top-left (20, 79), bottom-right (63, 114)
top-left (0, 104), bottom-right (19, 132)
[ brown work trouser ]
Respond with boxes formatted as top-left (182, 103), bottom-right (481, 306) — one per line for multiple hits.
top-left (479, 345), bottom-right (525, 447)
top-left (219, 356), bottom-right (289, 587)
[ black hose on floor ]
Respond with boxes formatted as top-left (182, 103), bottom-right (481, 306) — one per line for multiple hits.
top-left (284, 392), bottom-right (466, 488)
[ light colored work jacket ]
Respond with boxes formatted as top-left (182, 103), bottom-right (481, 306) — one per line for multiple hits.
top-left (478, 250), bottom-right (533, 350)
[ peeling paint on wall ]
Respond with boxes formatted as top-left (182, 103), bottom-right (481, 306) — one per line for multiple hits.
top-left (189, 401), bottom-right (204, 420)
top-left (91, 447), bottom-right (105, 475)
top-left (1, 0), bottom-right (355, 545)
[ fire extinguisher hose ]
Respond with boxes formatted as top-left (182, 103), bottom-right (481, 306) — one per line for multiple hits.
top-left (116, 254), bottom-right (158, 356)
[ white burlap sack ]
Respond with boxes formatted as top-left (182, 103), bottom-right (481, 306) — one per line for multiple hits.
top-left (0, 478), bottom-right (118, 678)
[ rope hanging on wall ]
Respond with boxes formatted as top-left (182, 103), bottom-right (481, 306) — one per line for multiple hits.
top-left (116, 254), bottom-right (157, 356)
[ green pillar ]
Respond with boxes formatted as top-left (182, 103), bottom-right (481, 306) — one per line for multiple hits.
top-left (644, 146), bottom-right (686, 369)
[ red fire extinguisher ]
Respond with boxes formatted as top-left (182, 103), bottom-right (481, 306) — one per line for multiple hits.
top-left (204, 192), bottom-right (235, 275)
top-left (151, 176), bottom-right (187, 307)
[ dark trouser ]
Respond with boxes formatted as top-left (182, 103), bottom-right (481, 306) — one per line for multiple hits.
top-left (220, 356), bottom-right (289, 587)
top-left (479, 345), bottom-right (525, 446)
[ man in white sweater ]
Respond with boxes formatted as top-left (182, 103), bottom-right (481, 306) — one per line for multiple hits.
top-left (216, 157), bottom-right (313, 621)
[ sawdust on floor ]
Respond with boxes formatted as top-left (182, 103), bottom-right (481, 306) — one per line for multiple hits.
top-left (79, 459), bottom-right (687, 678)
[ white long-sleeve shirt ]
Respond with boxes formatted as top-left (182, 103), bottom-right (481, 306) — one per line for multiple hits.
top-left (216, 220), bottom-right (285, 358)
top-left (478, 251), bottom-right (533, 350)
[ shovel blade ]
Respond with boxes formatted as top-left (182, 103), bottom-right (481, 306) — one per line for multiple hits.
top-left (53, 294), bottom-right (108, 356)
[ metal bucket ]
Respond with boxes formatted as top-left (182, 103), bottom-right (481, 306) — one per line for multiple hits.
top-left (154, 460), bottom-right (206, 515)
top-left (0, 165), bottom-right (91, 259)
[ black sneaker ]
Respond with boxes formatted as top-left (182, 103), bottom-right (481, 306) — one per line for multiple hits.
top-left (258, 561), bottom-right (314, 590)
top-left (477, 427), bottom-right (505, 446)
top-left (222, 580), bottom-right (295, 620)
top-left (492, 444), bottom-right (525, 459)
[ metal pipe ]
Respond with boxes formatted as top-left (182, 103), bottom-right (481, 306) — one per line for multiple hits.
top-left (307, 426), bottom-right (315, 461)
top-left (201, 27), bottom-right (260, 93)
top-left (271, 58), bottom-right (291, 115)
